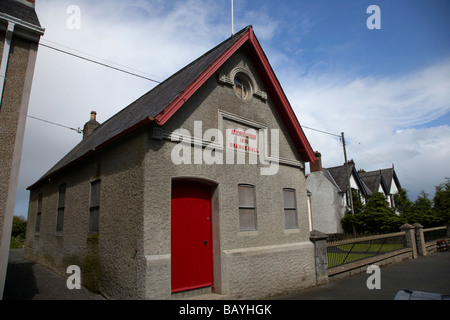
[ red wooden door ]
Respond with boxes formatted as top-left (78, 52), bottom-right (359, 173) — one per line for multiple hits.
top-left (171, 180), bottom-right (213, 293)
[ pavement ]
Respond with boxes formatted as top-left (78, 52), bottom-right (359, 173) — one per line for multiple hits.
top-left (3, 248), bottom-right (104, 300)
top-left (271, 250), bottom-right (450, 300)
top-left (3, 248), bottom-right (450, 300)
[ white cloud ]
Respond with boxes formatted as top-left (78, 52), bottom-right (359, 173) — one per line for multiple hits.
top-left (286, 59), bottom-right (450, 199)
top-left (15, 0), bottom-right (231, 216)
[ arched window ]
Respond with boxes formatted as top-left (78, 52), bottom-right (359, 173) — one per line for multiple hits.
top-left (233, 73), bottom-right (252, 100)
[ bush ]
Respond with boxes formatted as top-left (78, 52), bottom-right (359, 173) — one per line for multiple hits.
top-left (11, 216), bottom-right (27, 238)
top-left (341, 192), bottom-right (402, 234)
top-left (433, 182), bottom-right (450, 224)
top-left (400, 191), bottom-right (444, 227)
top-left (342, 181), bottom-right (449, 235)
top-left (10, 216), bottom-right (27, 248)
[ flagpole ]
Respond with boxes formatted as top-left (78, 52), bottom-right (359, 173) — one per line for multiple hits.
top-left (231, 0), bottom-right (234, 35)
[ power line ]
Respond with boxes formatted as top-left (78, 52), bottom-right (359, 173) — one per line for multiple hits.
top-left (41, 39), bottom-right (165, 82)
top-left (39, 42), bottom-right (162, 84)
top-left (344, 135), bottom-right (428, 190)
top-left (302, 125), bottom-right (341, 138)
top-left (302, 124), bottom-right (424, 188)
top-left (27, 115), bottom-right (82, 134)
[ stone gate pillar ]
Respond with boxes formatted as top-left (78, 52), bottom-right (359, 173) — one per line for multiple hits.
top-left (310, 230), bottom-right (329, 285)
top-left (400, 224), bottom-right (417, 259)
top-left (413, 223), bottom-right (427, 257)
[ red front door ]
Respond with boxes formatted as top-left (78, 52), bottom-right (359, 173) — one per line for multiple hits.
top-left (171, 180), bottom-right (213, 293)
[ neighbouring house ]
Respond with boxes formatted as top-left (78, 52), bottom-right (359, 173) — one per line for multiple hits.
top-left (24, 26), bottom-right (319, 300)
top-left (0, 0), bottom-right (44, 298)
top-left (307, 151), bottom-right (403, 235)
top-left (358, 167), bottom-right (401, 211)
top-left (306, 152), bottom-right (371, 234)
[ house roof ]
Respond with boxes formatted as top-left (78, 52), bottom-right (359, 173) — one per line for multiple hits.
top-left (324, 163), bottom-right (371, 196)
top-left (380, 168), bottom-right (401, 191)
top-left (0, 0), bottom-right (41, 28)
top-left (359, 168), bottom-right (401, 195)
top-left (358, 170), bottom-right (389, 195)
top-left (326, 164), bottom-right (353, 193)
top-left (28, 26), bottom-right (316, 190)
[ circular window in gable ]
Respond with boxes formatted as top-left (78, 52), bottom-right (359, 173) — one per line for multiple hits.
top-left (233, 73), bottom-right (252, 100)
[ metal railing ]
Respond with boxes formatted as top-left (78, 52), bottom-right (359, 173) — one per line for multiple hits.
top-left (326, 232), bottom-right (406, 268)
top-left (423, 226), bottom-right (448, 243)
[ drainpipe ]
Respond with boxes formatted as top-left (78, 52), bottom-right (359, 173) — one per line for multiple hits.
top-left (0, 21), bottom-right (15, 109)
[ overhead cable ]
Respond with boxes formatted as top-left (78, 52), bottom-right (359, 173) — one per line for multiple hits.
top-left (39, 42), bottom-right (162, 84)
top-left (27, 115), bottom-right (82, 134)
top-left (302, 125), bottom-right (341, 138)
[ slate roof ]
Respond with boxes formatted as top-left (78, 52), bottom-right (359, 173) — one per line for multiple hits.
top-left (380, 168), bottom-right (401, 191)
top-left (29, 26), bottom-right (316, 189)
top-left (324, 163), bottom-right (371, 196)
top-left (359, 168), bottom-right (401, 194)
top-left (359, 171), bottom-right (384, 193)
top-left (326, 164), bottom-right (351, 192)
top-left (0, 0), bottom-right (41, 28)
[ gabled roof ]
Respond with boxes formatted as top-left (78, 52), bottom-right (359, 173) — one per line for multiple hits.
top-left (29, 26), bottom-right (316, 189)
top-left (380, 168), bottom-right (401, 191)
top-left (359, 168), bottom-right (401, 195)
top-left (358, 170), bottom-right (389, 195)
top-left (324, 163), bottom-right (371, 196)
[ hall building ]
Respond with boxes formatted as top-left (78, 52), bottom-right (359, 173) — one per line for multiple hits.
top-left (25, 26), bottom-right (318, 299)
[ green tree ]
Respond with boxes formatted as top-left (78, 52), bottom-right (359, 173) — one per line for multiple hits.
top-left (10, 215), bottom-right (27, 248)
top-left (400, 191), bottom-right (441, 227)
top-left (393, 187), bottom-right (413, 215)
top-left (360, 192), bottom-right (402, 233)
top-left (340, 189), bottom-right (364, 234)
top-left (11, 215), bottom-right (27, 239)
top-left (433, 181), bottom-right (450, 224)
top-left (351, 189), bottom-right (364, 215)
top-left (341, 192), bottom-right (402, 234)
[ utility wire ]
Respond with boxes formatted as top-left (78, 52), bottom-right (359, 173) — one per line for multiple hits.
top-left (39, 42), bottom-right (162, 84)
top-left (28, 115), bottom-right (82, 134)
top-left (302, 125), bottom-right (341, 138)
top-left (41, 39), bottom-right (164, 81)
top-left (344, 135), bottom-right (428, 190)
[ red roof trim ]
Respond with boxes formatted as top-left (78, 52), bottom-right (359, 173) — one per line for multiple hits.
top-left (155, 26), bottom-right (316, 163)
top-left (155, 32), bottom-right (251, 125)
top-left (247, 31), bottom-right (317, 163)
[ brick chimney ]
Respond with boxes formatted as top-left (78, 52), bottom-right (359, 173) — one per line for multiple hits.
top-left (310, 151), bottom-right (322, 172)
top-left (83, 111), bottom-right (100, 139)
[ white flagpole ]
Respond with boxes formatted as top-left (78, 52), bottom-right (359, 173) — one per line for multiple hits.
top-left (231, 0), bottom-right (234, 35)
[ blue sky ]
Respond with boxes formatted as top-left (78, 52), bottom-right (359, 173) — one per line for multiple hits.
top-left (234, 1), bottom-right (450, 78)
top-left (13, 0), bottom-right (450, 216)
